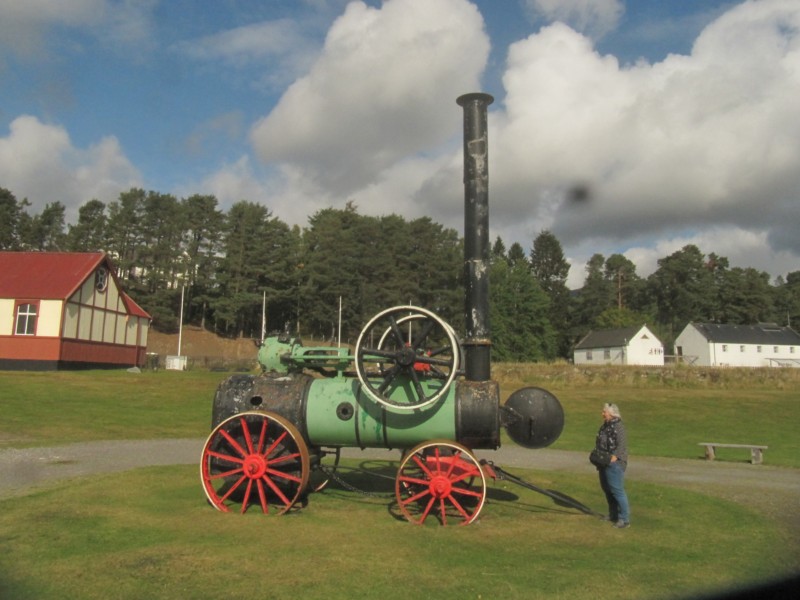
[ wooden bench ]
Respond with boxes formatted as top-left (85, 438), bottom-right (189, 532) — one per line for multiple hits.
top-left (699, 443), bottom-right (768, 465)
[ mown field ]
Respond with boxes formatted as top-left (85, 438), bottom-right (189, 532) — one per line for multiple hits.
top-left (0, 365), bottom-right (798, 599)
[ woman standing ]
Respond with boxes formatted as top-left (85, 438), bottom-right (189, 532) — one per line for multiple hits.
top-left (595, 403), bottom-right (630, 528)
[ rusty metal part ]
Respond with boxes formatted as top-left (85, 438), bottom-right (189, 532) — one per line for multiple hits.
top-left (458, 92), bottom-right (494, 382)
top-left (211, 372), bottom-right (313, 438)
top-left (455, 379), bottom-right (500, 449)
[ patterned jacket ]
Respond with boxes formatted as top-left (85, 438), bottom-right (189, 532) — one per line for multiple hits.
top-left (595, 417), bottom-right (628, 468)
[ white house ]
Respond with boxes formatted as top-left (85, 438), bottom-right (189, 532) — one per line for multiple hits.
top-left (674, 322), bottom-right (800, 367)
top-left (573, 325), bottom-right (664, 366)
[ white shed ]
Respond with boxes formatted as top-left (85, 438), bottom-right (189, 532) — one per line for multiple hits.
top-left (573, 325), bottom-right (664, 366)
top-left (674, 322), bottom-right (800, 367)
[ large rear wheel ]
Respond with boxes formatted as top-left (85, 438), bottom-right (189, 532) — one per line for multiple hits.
top-left (201, 411), bottom-right (310, 514)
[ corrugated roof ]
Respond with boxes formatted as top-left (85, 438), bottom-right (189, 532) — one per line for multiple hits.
top-left (575, 325), bottom-right (660, 349)
top-left (689, 322), bottom-right (800, 345)
top-left (0, 251), bottom-right (150, 319)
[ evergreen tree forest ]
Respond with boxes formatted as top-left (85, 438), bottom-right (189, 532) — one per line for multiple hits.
top-left (2, 186), bottom-right (799, 361)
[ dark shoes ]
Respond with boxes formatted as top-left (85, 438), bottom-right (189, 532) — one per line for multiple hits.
top-left (613, 520), bottom-right (630, 529)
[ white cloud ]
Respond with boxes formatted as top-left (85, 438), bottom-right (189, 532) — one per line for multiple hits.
top-left (249, 0), bottom-right (489, 196)
top-left (171, 19), bottom-right (319, 89)
top-left (0, 0), bottom-right (155, 60)
top-left (0, 115), bottom-right (141, 220)
top-left (524, 0), bottom-right (624, 40)
top-left (477, 0), bottom-right (800, 285)
top-left (233, 0), bottom-right (799, 286)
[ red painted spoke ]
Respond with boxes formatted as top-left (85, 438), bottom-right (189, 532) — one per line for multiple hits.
top-left (241, 478), bottom-right (254, 514)
top-left (261, 475), bottom-right (294, 508)
top-left (265, 467), bottom-right (303, 484)
top-left (264, 430), bottom-right (289, 458)
top-left (219, 429), bottom-right (248, 458)
top-left (398, 475), bottom-right (430, 487)
top-left (266, 451), bottom-right (302, 467)
top-left (418, 495), bottom-right (437, 524)
top-left (205, 449), bottom-right (245, 465)
top-left (256, 418), bottom-right (268, 454)
top-left (439, 498), bottom-right (448, 525)
top-left (208, 466), bottom-right (244, 481)
top-left (202, 412), bottom-right (309, 515)
top-left (411, 453), bottom-right (434, 478)
top-left (448, 485), bottom-right (484, 499)
top-left (445, 493), bottom-right (472, 522)
top-left (240, 417), bottom-right (255, 454)
top-left (256, 479), bottom-right (269, 514)
top-left (444, 450), bottom-right (461, 477)
top-left (219, 475), bottom-right (247, 503)
top-left (400, 487), bottom-right (431, 506)
top-left (447, 469), bottom-right (480, 486)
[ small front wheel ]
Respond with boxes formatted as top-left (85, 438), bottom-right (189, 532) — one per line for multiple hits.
top-left (395, 440), bottom-right (487, 526)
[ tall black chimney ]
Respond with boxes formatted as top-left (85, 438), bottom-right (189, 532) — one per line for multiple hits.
top-left (457, 92), bottom-right (494, 382)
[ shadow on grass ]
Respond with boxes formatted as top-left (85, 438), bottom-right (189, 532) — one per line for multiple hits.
top-left (312, 458), bottom-right (602, 524)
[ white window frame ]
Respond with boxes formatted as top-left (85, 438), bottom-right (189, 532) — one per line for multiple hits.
top-left (15, 302), bottom-right (38, 336)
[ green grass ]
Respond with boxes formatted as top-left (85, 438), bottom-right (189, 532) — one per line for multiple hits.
top-left (494, 364), bottom-right (800, 467)
top-left (0, 366), bottom-right (798, 598)
top-left (0, 463), bottom-right (795, 600)
top-left (0, 370), bottom-right (220, 447)
top-left (3, 366), bottom-right (798, 467)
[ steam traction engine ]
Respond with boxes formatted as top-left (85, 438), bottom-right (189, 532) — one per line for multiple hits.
top-left (200, 94), bottom-right (565, 525)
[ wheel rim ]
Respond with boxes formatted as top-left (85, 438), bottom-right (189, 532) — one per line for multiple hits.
top-left (355, 306), bottom-right (459, 410)
top-left (201, 411), bottom-right (310, 514)
top-left (395, 441), bottom-right (487, 526)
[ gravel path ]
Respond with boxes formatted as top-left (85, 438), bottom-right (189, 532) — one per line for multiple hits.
top-left (2, 439), bottom-right (798, 534)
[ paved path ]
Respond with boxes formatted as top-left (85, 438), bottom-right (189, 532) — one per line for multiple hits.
top-left (2, 439), bottom-right (798, 531)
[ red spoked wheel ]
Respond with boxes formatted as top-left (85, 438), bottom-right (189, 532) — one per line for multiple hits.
top-left (201, 411), bottom-right (310, 514)
top-left (395, 440), bottom-right (487, 526)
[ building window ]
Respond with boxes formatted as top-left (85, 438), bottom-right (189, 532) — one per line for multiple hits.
top-left (95, 267), bottom-right (109, 292)
top-left (586, 350), bottom-right (593, 361)
top-left (604, 349), bottom-right (610, 360)
top-left (757, 346), bottom-right (762, 353)
top-left (774, 346), bottom-right (779, 353)
top-left (15, 303), bottom-right (38, 335)
top-left (722, 344), bottom-right (728, 352)
top-left (791, 347), bottom-right (796, 354)
top-left (740, 345), bottom-right (745, 352)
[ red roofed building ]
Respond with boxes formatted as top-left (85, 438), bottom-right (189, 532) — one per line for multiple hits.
top-left (0, 252), bottom-right (151, 370)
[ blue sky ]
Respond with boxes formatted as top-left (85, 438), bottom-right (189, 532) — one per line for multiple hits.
top-left (1, 0), bottom-right (798, 288)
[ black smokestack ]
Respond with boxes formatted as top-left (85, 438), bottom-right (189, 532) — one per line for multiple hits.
top-left (457, 92), bottom-right (494, 382)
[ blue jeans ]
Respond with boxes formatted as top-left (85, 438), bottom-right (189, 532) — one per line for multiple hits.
top-left (599, 462), bottom-right (630, 523)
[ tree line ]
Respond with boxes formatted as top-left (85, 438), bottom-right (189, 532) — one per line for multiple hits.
top-left (2, 186), bottom-right (799, 361)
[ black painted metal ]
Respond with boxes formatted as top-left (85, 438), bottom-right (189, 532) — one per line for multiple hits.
top-left (455, 380), bottom-right (501, 449)
top-left (457, 92), bottom-right (494, 382)
top-left (211, 372), bottom-right (312, 440)
top-left (501, 386), bottom-right (565, 449)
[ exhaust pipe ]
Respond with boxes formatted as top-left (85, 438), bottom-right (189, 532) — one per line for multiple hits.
top-left (457, 92), bottom-right (494, 382)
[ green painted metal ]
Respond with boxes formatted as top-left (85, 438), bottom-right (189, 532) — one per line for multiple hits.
top-left (258, 336), bottom-right (353, 375)
top-left (304, 377), bottom-right (457, 449)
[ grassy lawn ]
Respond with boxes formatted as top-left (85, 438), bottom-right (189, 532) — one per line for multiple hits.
top-left (0, 365), bottom-right (798, 598)
top-left (0, 462), bottom-right (796, 600)
top-left (0, 370), bottom-right (218, 447)
top-left (2, 366), bottom-right (798, 467)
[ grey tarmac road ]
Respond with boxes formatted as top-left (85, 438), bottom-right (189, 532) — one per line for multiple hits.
top-left (2, 438), bottom-right (798, 534)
